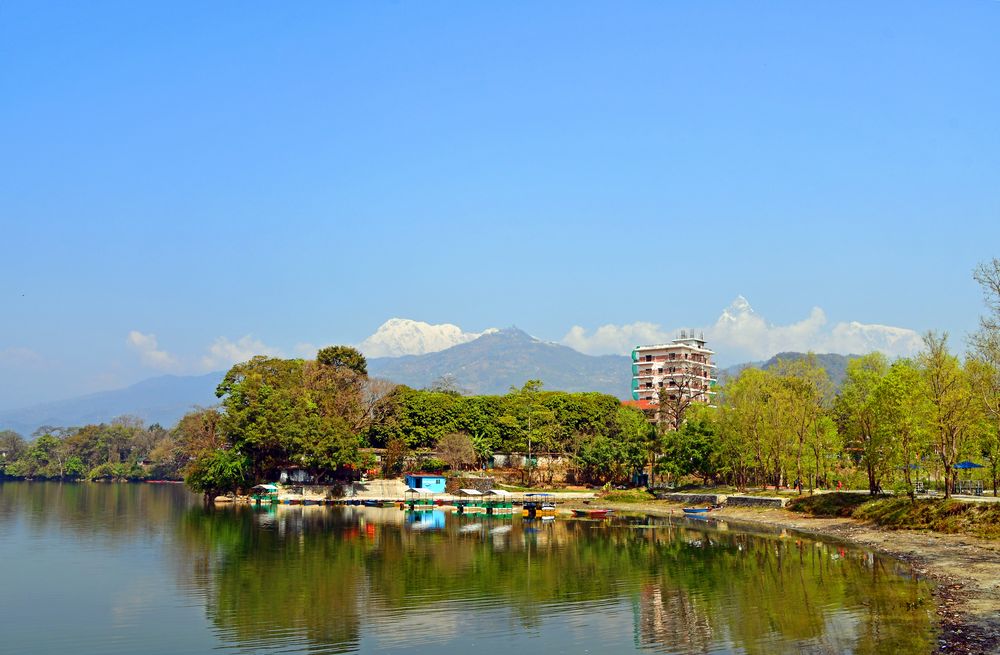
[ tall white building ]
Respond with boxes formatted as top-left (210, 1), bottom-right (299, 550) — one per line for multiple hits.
top-left (630, 332), bottom-right (717, 404)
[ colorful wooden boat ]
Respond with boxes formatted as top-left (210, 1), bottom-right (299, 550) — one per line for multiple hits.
top-left (573, 508), bottom-right (613, 518)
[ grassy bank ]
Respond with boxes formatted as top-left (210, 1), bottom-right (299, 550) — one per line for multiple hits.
top-left (788, 494), bottom-right (1000, 539)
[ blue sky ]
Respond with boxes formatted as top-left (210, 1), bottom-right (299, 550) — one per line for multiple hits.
top-left (1, 1), bottom-right (998, 409)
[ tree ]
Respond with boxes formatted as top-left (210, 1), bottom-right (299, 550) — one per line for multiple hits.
top-left (185, 449), bottom-right (252, 500)
top-left (316, 346), bottom-right (367, 376)
top-left (881, 360), bottom-right (932, 499)
top-left (771, 355), bottom-right (832, 493)
top-left (658, 410), bottom-right (718, 485)
top-left (436, 432), bottom-right (476, 471)
top-left (716, 368), bottom-right (771, 491)
top-left (919, 332), bottom-right (980, 499)
top-left (970, 258), bottom-right (1000, 496)
top-left (0, 430), bottom-right (26, 473)
top-left (381, 437), bottom-right (409, 478)
top-left (656, 360), bottom-right (711, 432)
top-left (834, 353), bottom-right (895, 495)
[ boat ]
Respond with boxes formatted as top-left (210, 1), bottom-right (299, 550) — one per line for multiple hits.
top-left (250, 484), bottom-right (279, 505)
top-left (682, 506), bottom-right (718, 514)
top-left (573, 508), bottom-right (613, 518)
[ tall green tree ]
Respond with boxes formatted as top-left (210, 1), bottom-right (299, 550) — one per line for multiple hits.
top-left (771, 355), bottom-right (832, 493)
top-left (919, 332), bottom-right (980, 499)
top-left (834, 353), bottom-right (895, 495)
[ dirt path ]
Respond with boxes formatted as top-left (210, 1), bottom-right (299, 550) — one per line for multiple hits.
top-left (582, 500), bottom-right (1000, 655)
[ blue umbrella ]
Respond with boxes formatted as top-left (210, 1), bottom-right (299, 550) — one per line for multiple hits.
top-left (955, 461), bottom-right (984, 470)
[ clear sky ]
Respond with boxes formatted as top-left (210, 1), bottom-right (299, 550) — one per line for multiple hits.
top-left (1, 1), bottom-right (998, 409)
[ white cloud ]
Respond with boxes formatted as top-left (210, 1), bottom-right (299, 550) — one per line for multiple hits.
top-left (562, 322), bottom-right (669, 355)
top-left (561, 295), bottom-right (924, 362)
top-left (126, 331), bottom-right (180, 371)
top-left (126, 331), bottom-right (284, 373)
top-left (200, 336), bottom-right (282, 371)
top-left (358, 318), bottom-right (494, 358)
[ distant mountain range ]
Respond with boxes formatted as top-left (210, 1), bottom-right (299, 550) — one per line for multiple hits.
top-left (368, 327), bottom-right (631, 396)
top-left (719, 352), bottom-right (857, 386)
top-left (0, 372), bottom-right (224, 437)
top-left (0, 328), bottom-right (859, 436)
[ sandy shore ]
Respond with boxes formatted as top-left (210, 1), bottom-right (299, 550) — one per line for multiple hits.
top-left (575, 500), bottom-right (1000, 655)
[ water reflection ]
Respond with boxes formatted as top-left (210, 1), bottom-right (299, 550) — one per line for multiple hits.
top-left (0, 482), bottom-right (937, 655)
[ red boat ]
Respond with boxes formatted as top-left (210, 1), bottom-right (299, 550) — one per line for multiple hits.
top-left (573, 508), bottom-right (613, 518)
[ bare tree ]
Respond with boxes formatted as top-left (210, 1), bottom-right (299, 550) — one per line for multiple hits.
top-left (355, 377), bottom-right (399, 433)
top-left (657, 359), bottom-right (713, 431)
top-left (436, 432), bottom-right (476, 471)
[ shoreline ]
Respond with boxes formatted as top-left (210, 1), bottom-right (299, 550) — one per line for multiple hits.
top-left (585, 499), bottom-right (1000, 655)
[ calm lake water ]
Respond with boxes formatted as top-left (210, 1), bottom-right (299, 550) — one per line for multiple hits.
top-left (0, 482), bottom-right (937, 654)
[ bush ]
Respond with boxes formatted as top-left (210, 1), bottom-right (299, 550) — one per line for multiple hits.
top-left (602, 489), bottom-right (656, 503)
top-left (418, 458), bottom-right (449, 473)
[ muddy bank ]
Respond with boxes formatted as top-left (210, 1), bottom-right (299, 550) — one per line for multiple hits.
top-left (585, 500), bottom-right (1000, 655)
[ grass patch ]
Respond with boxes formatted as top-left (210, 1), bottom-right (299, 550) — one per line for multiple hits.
top-left (601, 489), bottom-right (656, 503)
top-left (789, 494), bottom-right (1000, 539)
top-left (787, 493), bottom-right (872, 517)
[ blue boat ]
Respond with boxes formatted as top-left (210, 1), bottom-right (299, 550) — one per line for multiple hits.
top-left (683, 507), bottom-right (712, 514)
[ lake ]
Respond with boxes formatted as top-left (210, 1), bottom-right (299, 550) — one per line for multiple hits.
top-left (0, 482), bottom-right (937, 654)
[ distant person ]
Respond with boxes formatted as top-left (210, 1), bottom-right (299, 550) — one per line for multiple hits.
top-left (836, 480), bottom-right (843, 491)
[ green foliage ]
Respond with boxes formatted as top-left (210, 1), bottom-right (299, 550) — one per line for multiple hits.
top-left (316, 345), bottom-right (368, 376)
top-left (658, 413), bottom-right (719, 483)
top-left (185, 449), bottom-right (252, 497)
top-left (416, 457), bottom-right (448, 473)
top-left (215, 356), bottom-right (369, 481)
top-left (601, 488), bottom-right (656, 502)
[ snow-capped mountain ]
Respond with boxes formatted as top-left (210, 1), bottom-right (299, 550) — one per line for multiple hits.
top-left (358, 318), bottom-right (497, 358)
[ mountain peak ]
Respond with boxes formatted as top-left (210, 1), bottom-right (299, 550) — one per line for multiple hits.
top-left (719, 295), bottom-right (754, 322)
top-left (358, 318), bottom-right (493, 357)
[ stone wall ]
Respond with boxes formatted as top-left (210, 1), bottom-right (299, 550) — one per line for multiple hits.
top-left (446, 477), bottom-right (495, 494)
top-left (725, 495), bottom-right (789, 508)
top-left (653, 492), bottom-right (727, 504)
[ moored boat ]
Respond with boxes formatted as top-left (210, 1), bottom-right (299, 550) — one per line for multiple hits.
top-left (573, 508), bottom-right (613, 518)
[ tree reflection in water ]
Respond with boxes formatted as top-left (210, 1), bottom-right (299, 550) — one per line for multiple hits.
top-left (176, 503), bottom-right (936, 655)
top-left (0, 483), bottom-right (936, 655)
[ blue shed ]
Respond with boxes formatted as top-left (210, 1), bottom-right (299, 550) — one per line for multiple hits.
top-left (404, 473), bottom-right (447, 494)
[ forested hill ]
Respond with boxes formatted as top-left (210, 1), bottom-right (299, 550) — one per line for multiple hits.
top-left (368, 327), bottom-right (631, 397)
top-left (719, 352), bottom-right (858, 387)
